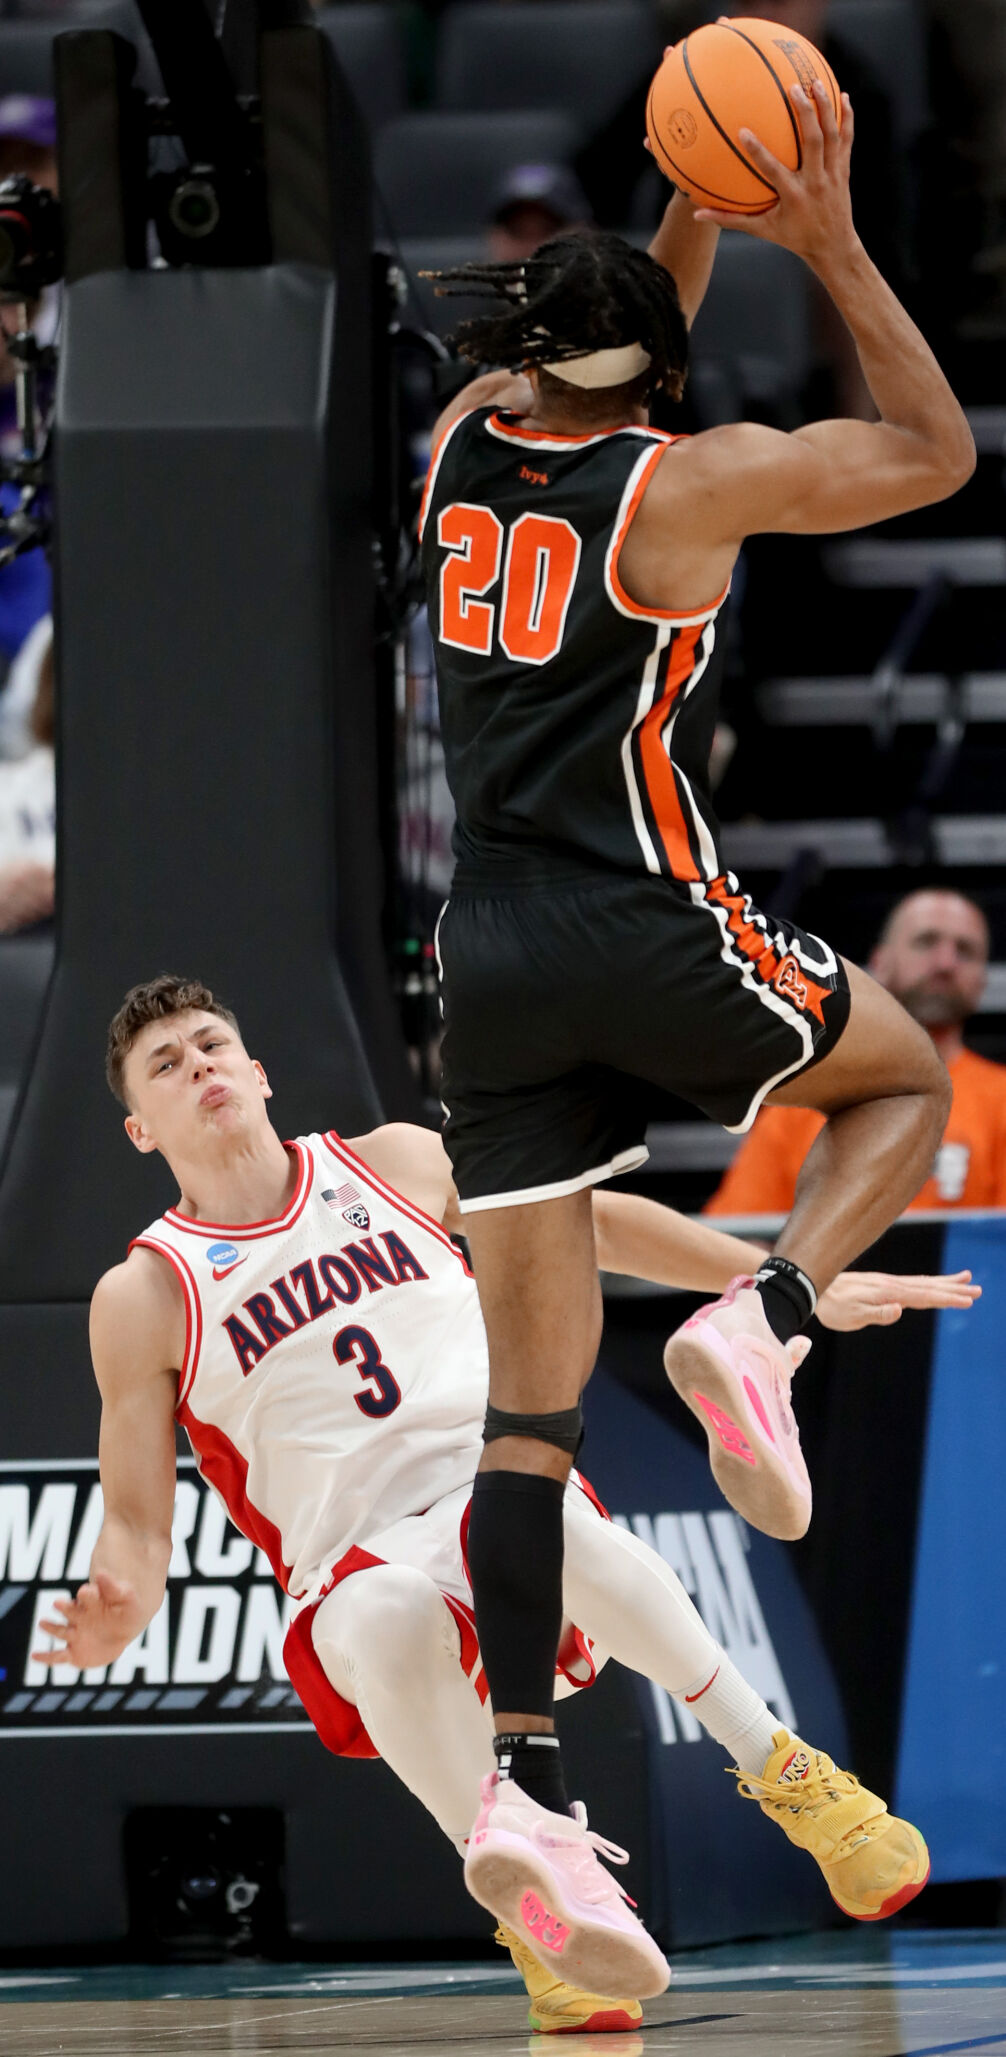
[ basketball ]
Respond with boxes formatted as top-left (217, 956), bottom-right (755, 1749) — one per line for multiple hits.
top-left (646, 17), bottom-right (842, 216)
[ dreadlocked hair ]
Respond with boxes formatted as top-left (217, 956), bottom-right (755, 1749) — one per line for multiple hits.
top-left (424, 229), bottom-right (688, 405)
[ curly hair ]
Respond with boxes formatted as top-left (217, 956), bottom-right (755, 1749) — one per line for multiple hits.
top-left (424, 228), bottom-right (688, 404)
top-left (106, 974), bottom-right (240, 1108)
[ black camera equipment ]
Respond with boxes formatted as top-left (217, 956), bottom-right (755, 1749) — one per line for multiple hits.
top-left (0, 174), bottom-right (62, 302)
top-left (0, 173), bottom-right (62, 572)
top-left (0, 0), bottom-right (293, 572)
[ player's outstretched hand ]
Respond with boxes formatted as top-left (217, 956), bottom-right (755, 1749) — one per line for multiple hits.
top-left (32, 1571), bottom-right (143, 1669)
top-left (693, 79), bottom-right (855, 267)
top-left (816, 1269), bottom-right (981, 1333)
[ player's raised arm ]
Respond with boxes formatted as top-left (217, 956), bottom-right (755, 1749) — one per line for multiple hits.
top-left (590, 1187), bottom-right (980, 1330)
top-left (669, 81), bottom-right (974, 544)
top-left (648, 184), bottom-right (719, 329)
top-left (33, 1251), bottom-right (180, 1671)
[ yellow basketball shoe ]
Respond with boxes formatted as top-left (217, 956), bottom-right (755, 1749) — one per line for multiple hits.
top-left (496, 1924), bottom-right (645, 2034)
top-left (734, 1730), bottom-right (930, 1920)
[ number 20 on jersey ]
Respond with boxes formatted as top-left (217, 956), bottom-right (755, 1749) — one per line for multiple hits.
top-left (437, 504), bottom-right (581, 666)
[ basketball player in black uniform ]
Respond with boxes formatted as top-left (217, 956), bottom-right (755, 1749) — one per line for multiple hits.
top-left (420, 82), bottom-right (974, 1989)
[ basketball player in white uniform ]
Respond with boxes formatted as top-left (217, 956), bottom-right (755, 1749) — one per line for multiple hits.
top-left (36, 978), bottom-right (975, 2026)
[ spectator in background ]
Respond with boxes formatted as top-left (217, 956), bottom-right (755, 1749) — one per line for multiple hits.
top-left (707, 891), bottom-right (1006, 1216)
top-left (0, 96), bottom-right (57, 670)
top-left (486, 162), bottom-right (593, 264)
top-left (0, 616), bottom-right (53, 933)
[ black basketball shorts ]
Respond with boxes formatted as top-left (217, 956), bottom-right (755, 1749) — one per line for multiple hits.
top-left (436, 869), bottom-right (851, 1212)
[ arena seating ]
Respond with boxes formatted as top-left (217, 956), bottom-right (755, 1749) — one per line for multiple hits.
top-left (435, 1), bottom-right (661, 128)
top-left (316, 5), bottom-right (408, 136)
top-left (0, 3), bottom-right (139, 93)
top-left (375, 108), bottom-right (582, 239)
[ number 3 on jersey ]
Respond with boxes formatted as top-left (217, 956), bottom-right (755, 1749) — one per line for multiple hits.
top-left (333, 1325), bottom-right (402, 1419)
top-left (437, 504), bottom-right (581, 666)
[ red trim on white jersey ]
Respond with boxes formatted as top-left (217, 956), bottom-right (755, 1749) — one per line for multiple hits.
top-left (323, 1132), bottom-right (472, 1276)
top-left (284, 1546), bottom-right (386, 1757)
top-left (162, 1141), bottom-right (313, 1241)
top-left (176, 1394), bottom-right (296, 1593)
top-left (128, 1232), bottom-right (203, 1405)
top-left (283, 1542), bottom-right (489, 1759)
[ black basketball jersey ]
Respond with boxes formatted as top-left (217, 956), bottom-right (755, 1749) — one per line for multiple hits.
top-left (419, 405), bottom-right (731, 883)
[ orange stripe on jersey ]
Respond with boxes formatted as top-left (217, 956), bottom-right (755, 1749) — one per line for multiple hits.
top-left (418, 409), bottom-right (474, 544)
top-left (609, 440), bottom-right (730, 624)
top-left (705, 875), bottom-right (831, 1025)
top-left (637, 623), bottom-right (704, 881)
top-left (487, 413), bottom-right (647, 447)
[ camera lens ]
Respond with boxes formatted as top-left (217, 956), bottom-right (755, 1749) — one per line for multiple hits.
top-left (168, 176), bottom-right (221, 241)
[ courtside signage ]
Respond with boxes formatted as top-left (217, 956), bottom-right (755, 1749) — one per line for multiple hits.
top-left (0, 1460), bottom-right (312, 1738)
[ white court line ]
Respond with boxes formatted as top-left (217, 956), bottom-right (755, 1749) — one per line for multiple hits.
top-left (241, 1966), bottom-right (520, 1995)
top-left (0, 1723), bottom-right (312, 1740)
top-left (0, 1975), bottom-right (73, 1988)
top-left (669, 1961), bottom-right (1006, 1985)
top-left (26, 1991), bottom-right (403, 2045)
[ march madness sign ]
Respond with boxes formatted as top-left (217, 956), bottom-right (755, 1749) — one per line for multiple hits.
top-left (0, 1460), bottom-right (312, 1736)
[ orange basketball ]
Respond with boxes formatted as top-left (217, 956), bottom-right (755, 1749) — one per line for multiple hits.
top-left (646, 17), bottom-right (842, 216)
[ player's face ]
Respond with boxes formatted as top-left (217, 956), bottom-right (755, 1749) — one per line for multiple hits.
top-left (872, 893), bottom-right (988, 1027)
top-left (122, 1011), bottom-right (272, 1160)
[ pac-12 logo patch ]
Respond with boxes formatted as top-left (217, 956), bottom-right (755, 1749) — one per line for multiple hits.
top-left (207, 1240), bottom-right (246, 1281)
top-left (343, 1203), bottom-right (371, 1230)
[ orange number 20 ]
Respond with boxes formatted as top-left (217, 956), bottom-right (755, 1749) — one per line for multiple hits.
top-left (438, 506), bottom-right (581, 666)
top-left (438, 503), bottom-right (503, 656)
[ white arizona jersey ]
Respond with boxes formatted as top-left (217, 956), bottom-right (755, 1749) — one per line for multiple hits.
top-left (131, 1132), bottom-right (488, 1600)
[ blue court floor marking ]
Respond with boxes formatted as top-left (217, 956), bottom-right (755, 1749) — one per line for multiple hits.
top-left (891, 2036), bottom-right (1006, 2057)
top-left (2, 1931), bottom-right (1005, 2006)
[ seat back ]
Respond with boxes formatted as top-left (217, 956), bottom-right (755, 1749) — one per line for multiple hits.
top-left (829, 0), bottom-right (930, 145)
top-left (315, 5), bottom-right (407, 133)
top-left (375, 108), bottom-right (581, 238)
top-left (436, 0), bottom-right (660, 129)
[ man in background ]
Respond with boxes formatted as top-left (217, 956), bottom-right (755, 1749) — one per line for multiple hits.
top-left (708, 890), bottom-right (1006, 1214)
top-left (486, 163), bottom-right (592, 265)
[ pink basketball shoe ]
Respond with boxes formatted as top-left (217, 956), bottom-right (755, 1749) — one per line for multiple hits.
top-left (464, 1772), bottom-right (670, 2000)
top-left (663, 1276), bottom-right (813, 1540)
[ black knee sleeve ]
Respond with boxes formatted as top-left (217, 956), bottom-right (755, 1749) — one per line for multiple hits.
top-left (483, 1401), bottom-right (583, 1457)
top-left (467, 1470), bottom-right (566, 1718)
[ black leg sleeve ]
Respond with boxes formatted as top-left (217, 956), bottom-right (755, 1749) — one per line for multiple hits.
top-left (467, 1470), bottom-right (566, 1720)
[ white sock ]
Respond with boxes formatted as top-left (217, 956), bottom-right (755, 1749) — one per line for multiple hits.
top-left (675, 1656), bottom-right (787, 1775)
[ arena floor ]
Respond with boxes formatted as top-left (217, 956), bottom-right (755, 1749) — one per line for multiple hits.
top-left (1, 1930), bottom-right (1003, 2056)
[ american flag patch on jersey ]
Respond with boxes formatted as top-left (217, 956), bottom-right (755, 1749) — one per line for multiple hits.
top-left (322, 1182), bottom-right (370, 1230)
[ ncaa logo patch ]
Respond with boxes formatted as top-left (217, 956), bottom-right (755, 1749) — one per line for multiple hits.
top-left (342, 1203), bottom-right (370, 1230)
top-left (207, 1240), bottom-right (246, 1282)
top-left (207, 1241), bottom-right (240, 1268)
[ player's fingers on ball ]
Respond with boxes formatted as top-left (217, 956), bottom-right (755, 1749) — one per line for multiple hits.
top-left (738, 126), bottom-right (789, 183)
top-left (812, 77), bottom-right (838, 142)
top-left (840, 92), bottom-right (855, 157)
top-left (791, 84), bottom-right (825, 169)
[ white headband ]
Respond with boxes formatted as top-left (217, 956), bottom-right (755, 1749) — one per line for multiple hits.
top-left (541, 342), bottom-right (652, 388)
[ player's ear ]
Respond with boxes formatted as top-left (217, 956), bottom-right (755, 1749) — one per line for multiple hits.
top-left (252, 1059), bottom-right (273, 1102)
top-left (124, 1113), bottom-right (159, 1155)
